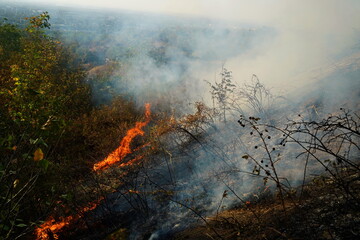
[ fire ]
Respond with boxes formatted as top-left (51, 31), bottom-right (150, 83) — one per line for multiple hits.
top-left (81, 199), bottom-right (101, 212)
top-left (128, 189), bottom-right (140, 194)
top-left (93, 103), bottom-right (151, 171)
top-left (35, 198), bottom-right (103, 240)
top-left (36, 104), bottom-right (151, 239)
top-left (35, 216), bottom-right (73, 240)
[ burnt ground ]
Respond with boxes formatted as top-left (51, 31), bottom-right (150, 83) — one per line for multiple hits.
top-left (172, 168), bottom-right (360, 240)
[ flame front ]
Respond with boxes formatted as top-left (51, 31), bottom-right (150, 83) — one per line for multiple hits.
top-left (34, 198), bottom-right (103, 240)
top-left (35, 216), bottom-right (73, 240)
top-left (35, 104), bottom-right (150, 239)
top-left (93, 103), bottom-right (151, 171)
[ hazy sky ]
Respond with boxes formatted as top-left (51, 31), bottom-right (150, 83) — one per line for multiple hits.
top-left (12, 0), bottom-right (360, 90)
top-left (15, 0), bottom-right (360, 28)
top-left (16, 0), bottom-right (274, 21)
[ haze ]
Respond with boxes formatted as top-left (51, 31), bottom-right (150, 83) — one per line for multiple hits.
top-left (12, 0), bottom-right (360, 90)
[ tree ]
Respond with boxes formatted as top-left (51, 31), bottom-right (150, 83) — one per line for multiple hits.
top-left (0, 13), bottom-right (91, 239)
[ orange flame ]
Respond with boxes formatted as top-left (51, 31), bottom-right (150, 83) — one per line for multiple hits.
top-left (93, 103), bottom-right (151, 171)
top-left (128, 189), bottom-right (140, 194)
top-left (35, 216), bottom-right (73, 240)
top-left (36, 104), bottom-right (151, 239)
top-left (35, 197), bottom-right (103, 240)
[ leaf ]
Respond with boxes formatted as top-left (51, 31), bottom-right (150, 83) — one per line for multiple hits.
top-left (22, 153), bottom-right (31, 160)
top-left (0, 224), bottom-right (9, 231)
top-left (30, 138), bottom-right (48, 147)
top-left (16, 223), bottom-right (27, 228)
top-left (34, 148), bottom-right (44, 161)
top-left (13, 179), bottom-right (19, 188)
top-left (38, 159), bottom-right (49, 171)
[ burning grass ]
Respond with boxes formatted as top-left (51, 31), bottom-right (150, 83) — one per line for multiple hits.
top-left (32, 81), bottom-right (360, 240)
top-left (34, 104), bottom-right (151, 239)
top-left (35, 197), bottom-right (103, 240)
top-left (93, 103), bottom-right (151, 171)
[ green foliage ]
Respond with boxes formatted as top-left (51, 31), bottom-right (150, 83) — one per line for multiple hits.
top-left (25, 11), bottom-right (51, 32)
top-left (0, 10), bottom-right (149, 238)
top-left (0, 12), bottom-right (92, 239)
top-left (0, 21), bottom-right (21, 61)
top-left (1, 13), bottom-right (91, 131)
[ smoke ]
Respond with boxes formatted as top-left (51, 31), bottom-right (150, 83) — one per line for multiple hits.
top-left (14, 0), bottom-right (358, 107)
top-left (114, 23), bottom-right (275, 110)
top-left (6, 1), bottom-right (360, 239)
top-left (62, 1), bottom-right (359, 238)
top-left (220, 0), bottom-right (360, 91)
top-left (72, 0), bottom-right (360, 109)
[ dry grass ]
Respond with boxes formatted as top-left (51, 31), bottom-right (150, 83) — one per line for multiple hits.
top-left (173, 168), bottom-right (360, 240)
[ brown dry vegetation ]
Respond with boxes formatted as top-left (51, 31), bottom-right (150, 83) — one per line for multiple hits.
top-left (174, 169), bottom-right (360, 240)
